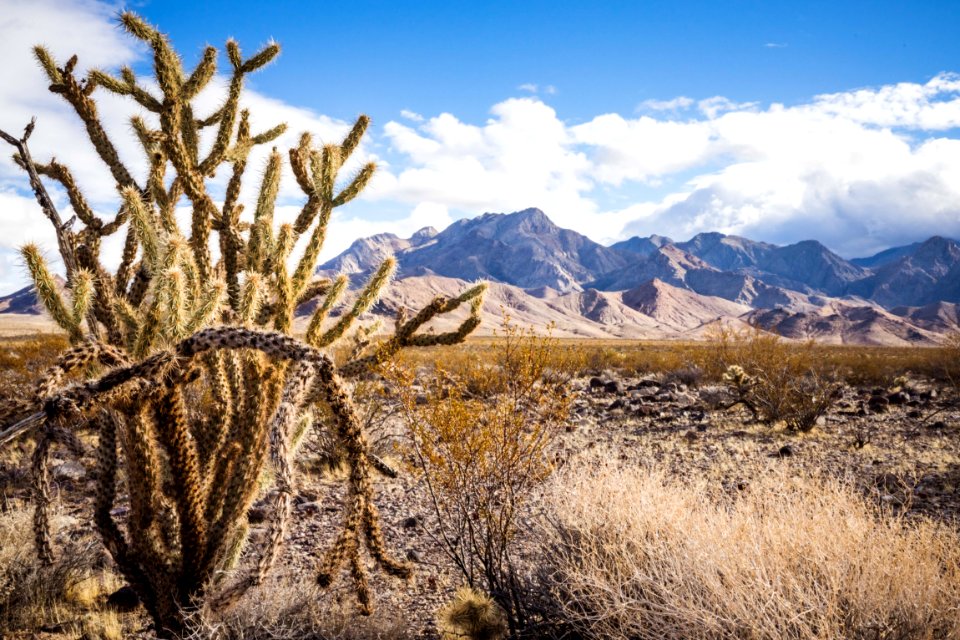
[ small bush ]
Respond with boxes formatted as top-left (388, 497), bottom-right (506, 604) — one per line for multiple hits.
top-left (543, 465), bottom-right (960, 640)
top-left (390, 317), bottom-right (571, 634)
top-left (437, 587), bottom-right (508, 640)
top-left (708, 327), bottom-right (841, 430)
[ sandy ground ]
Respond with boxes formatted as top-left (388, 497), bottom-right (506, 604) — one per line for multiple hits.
top-left (0, 314), bottom-right (58, 338)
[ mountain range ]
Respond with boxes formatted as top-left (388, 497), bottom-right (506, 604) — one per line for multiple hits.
top-left (3, 208), bottom-right (959, 344)
top-left (315, 208), bottom-right (960, 344)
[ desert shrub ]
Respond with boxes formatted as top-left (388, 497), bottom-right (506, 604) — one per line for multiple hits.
top-left (585, 345), bottom-right (627, 373)
top-left (706, 326), bottom-right (841, 430)
top-left (0, 504), bottom-right (130, 638)
top-left (661, 364), bottom-right (703, 388)
top-left (390, 318), bottom-right (571, 636)
top-left (941, 331), bottom-right (960, 390)
top-left (437, 587), bottom-right (509, 640)
top-left (0, 334), bottom-right (66, 427)
top-left (543, 465), bottom-right (960, 640)
top-left (304, 377), bottom-right (402, 477)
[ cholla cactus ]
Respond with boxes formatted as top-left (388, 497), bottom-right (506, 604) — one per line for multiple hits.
top-left (721, 364), bottom-right (758, 418)
top-left (1, 12), bottom-right (486, 638)
top-left (722, 364), bottom-right (754, 391)
top-left (438, 587), bottom-right (509, 640)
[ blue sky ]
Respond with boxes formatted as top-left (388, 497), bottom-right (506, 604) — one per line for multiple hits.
top-left (1, 0), bottom-right (960, 293)
top-left (140, 1), bottom-right (960, 123)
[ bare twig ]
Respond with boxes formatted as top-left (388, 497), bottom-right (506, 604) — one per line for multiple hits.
top-left (0, 119), bottom-right (78, 278)
top-left (1, 118), bottom-right (101, 339)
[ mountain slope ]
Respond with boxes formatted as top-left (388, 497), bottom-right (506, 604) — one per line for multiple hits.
top-left (318, 227), bottom-right (437, 275)
top-left (850, 236), bottom-right (960, 307)
top-left (393, 208), bottom-right (636, 291)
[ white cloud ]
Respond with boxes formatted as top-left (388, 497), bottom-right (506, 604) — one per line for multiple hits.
top-left (378, 73), bottom-right (960, 258)
top-left (764, 42), bottom-right (787, 49)
top-left (517, 83), bottom-right (557, 96)
top-left (698, 96), bottom-right (759, 119)
top-left (638, 96), bottom-right (694, 112)
top-left (377, 98), bottom-right (607, 234)
top-left (400, 109), bottom-right (424, 122)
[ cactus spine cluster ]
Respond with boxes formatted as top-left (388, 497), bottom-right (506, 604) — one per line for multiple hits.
top-left (1, 12), bottom-right (486, 639)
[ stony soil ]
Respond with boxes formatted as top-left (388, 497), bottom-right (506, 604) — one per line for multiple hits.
top-left (2, 373), bottom-right (959, 638)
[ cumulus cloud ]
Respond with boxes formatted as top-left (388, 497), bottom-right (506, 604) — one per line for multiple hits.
top-left (376, 99), bottom-right (604, 233)
top-left (378, 73), bottom-right (960, 258)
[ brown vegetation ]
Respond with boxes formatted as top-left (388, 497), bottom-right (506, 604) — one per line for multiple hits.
top-left (544, 466), bottom-right (960, 640)
top-left (388, 318), bottom-right (573, 634)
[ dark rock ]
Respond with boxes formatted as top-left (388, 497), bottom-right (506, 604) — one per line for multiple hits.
top-left (247, 506), bottom-right (268, 524)
top-left (406, 549), bottom-right (421, 562)
top-left (920, 388), bottom-right (938, 401)
top-left (887, 391), bottom-right (910, 405)
top-left (607, 398), bottom-right (626, 410)
top-left (106, 585), bottom-right (140, 612)
top-left (589, 376), bottom-right (605, 390)
top-left (604, 380), bottom-right (622, 394)
top-left (294, 491), bottom-right (318, 504)
top-left (295, 501), bottom-right (321, 515)
top-left (928, 421), bottom-right (948, 430)
top-left (776, 444), bottom-right (794, 457)
top-left (631, 386), bottom-right (659, 399)
top-left (636, 378), bottom-right (661, 388)
top-left (868, 395), bottom-right (889, 413)
top-left (402, 516), bottom-right (420, 529)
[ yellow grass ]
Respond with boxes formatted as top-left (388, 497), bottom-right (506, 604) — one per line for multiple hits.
top-left (545, 465), bottom-right (960, 640)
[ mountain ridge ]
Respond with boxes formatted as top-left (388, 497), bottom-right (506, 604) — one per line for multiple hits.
top-left (4, 209), bottom-right (958, 345)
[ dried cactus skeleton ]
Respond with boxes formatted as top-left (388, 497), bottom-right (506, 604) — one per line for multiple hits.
top-left (0, 12), bottom-right (486, 638)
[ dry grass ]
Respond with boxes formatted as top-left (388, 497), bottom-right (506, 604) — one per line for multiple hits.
top-left (0, 503), bottom-right (129, 639)
top-left (190, 576), bottom-right (411, 640)
top-left (393, 334), bottom-right (957, 388)
top-left (544, 465), bottom-right (960, 640)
